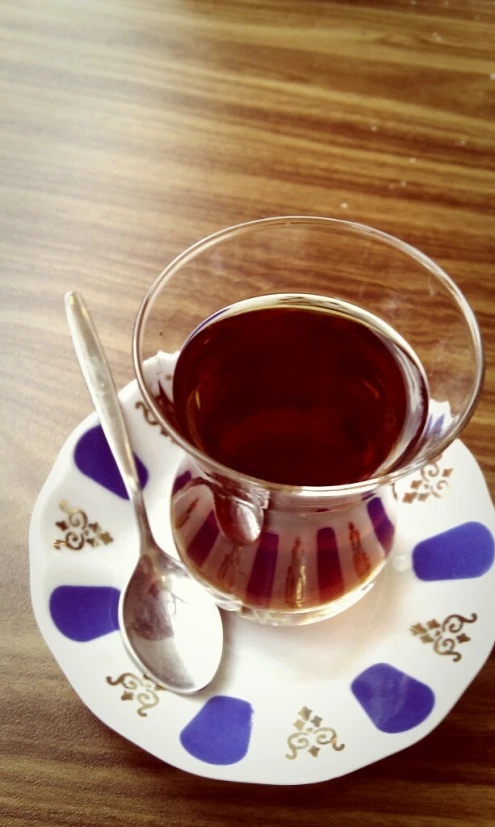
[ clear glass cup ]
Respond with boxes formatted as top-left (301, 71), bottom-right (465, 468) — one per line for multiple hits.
top-left (133, 217), bottom-right (483, 625)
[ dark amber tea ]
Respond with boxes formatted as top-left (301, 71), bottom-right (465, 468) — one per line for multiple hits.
top-left (171, 297), bottom-right (428, 487)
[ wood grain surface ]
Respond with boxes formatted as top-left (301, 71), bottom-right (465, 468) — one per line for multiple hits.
top-left (1, 0), bottom-right (494, 824)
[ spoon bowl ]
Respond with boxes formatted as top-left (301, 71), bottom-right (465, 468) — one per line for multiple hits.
top-left (65, 291), bottom-right (223, 694)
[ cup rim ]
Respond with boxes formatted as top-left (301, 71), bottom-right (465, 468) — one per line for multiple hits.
top-left (133, 215), bottom-right (485, 496)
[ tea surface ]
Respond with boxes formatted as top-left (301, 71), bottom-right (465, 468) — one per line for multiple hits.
top-left (171, 300), bottom-right (427, 486)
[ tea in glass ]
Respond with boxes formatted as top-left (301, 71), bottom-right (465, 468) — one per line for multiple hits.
top-left (171, 295), bottom-right (428, 487)
top-left (133, 217), bottom-right (483, 624)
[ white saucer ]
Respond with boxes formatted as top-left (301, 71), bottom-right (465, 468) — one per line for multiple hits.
top-left (29, 372), bottom-right (495, 785)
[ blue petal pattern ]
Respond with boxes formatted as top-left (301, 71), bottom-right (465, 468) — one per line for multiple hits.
top-left (351, 663), bottom-right (435, 733)
top-left (180, 696), bottom-right (253, 764)
top-left (413, 522), bottom-right (494, 581)
top-left (74, 425), bottom-right (148, 499)
top-left (366, 497), bottom-right (394, 555)
top-left (49, 585), bottom-right (120, 641)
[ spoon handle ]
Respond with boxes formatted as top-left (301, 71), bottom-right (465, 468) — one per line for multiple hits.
top-left (64, 291), bottom-right (150, 536)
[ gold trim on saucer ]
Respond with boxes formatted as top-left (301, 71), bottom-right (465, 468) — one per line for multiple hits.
top-left (349, 523), bottom-right (371, 582)
top-left (106, 673), bottom-right (166, 717)
top-left (175, 497), bottom-right (199, 530)
top-left (285, 538), bottom-right (307, 609)
top-left (285, 707), bottom-right (345, 760)
top-left (53, 500), bottom-right (113, 550)
top-left (410, 613), bottom-right (478, 662)
top-left (402, 456), bottom-right (453, 504)
top-left (135, 399), bottom-right (169, 437)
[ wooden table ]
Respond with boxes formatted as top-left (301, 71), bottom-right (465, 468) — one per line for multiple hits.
top-left (1, 1), bottom-right (494, 824)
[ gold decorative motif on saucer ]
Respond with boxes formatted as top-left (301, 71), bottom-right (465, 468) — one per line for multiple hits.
top-left (53, 500), bottom-right (113, 550)
top-left (106, 673), bottom-right (166, 717)
top-left (285, 706), bottom-right (345, 760)
top-left (402, 456), bottom-right (454, 504)
top-left (410, 613), bottom-right (478, 662)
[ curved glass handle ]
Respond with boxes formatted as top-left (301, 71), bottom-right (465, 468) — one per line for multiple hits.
top-left (212, 490), bottom-right (264, 546)
top-left (173, 475), bottom-right (264, 546)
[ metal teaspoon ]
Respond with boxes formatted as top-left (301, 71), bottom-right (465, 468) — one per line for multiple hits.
top-left (65, 291), bottom-right (223, 694)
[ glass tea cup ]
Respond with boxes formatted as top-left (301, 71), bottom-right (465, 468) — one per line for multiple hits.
top-left (133, 217), bottom-right (483, 625)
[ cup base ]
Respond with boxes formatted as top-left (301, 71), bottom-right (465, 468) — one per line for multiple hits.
top-left (204, 576), bottom-right (378, 626)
